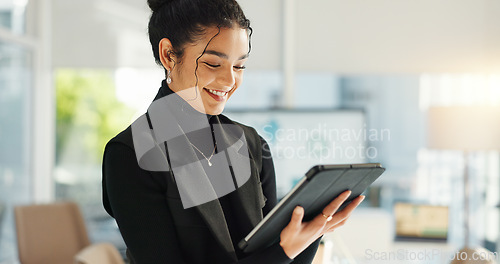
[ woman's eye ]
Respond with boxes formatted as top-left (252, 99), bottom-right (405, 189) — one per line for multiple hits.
top-left (204, 62), bottom-right (220, 68)
top-left (234, 65), bottom-right (246, 70)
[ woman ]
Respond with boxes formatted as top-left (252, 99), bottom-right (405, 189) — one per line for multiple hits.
top-left (102, 0), bottom-right (365, 263)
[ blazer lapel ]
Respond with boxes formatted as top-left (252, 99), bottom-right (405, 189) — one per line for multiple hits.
top-left (194, 201), bottom-right (237, 261)
top-left (167, 127), bottom-right (238, 261)
top-left (190, 118), bottom-right (264, 261)
top-left (212, 117), bottom-right (264, 228)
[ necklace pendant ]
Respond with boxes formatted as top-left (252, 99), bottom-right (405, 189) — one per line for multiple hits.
top-left (208, 160), bottom-right (213, 166)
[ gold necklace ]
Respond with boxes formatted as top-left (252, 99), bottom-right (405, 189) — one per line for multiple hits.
top-left (190, 142), bottom-right (216, 166)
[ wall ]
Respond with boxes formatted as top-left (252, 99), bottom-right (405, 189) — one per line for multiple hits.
top-left (51, 0), bottom-right (500, 73)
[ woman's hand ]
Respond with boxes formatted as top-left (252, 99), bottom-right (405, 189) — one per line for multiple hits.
top-left (278, 190), bottom-right (364, 259)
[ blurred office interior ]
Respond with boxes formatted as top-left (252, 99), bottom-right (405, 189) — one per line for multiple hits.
top-left (1, 0), bottom-right (500, 263)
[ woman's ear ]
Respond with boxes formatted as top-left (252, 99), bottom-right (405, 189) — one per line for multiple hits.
top-left (159, 38), bottom-right (176, 71)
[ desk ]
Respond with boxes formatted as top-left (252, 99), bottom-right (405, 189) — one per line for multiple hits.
top-left (315, 208), bottom-right (455, 264)
top-left (316, 239), bottom-right (455, 264)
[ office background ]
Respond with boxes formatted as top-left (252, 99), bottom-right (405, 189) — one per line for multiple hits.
top-left (1, 0), bottom-right (500, 263)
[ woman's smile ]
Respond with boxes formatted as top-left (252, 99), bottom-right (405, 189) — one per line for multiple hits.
top-left (204, 87), bottom-right (230, 102)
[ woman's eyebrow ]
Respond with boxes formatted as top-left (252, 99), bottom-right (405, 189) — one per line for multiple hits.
top-left (205, 50), bottom-right (249, 60)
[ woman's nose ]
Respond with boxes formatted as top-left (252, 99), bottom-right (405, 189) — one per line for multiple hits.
top-left (217, 67), bottom-right (236, 88)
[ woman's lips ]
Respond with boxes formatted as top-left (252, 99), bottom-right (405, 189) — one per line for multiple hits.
top-left (204, 88), bottom-right (228, 102)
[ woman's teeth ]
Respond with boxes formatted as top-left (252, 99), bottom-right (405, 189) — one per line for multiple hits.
top-left (207, 88), bottom-right (227, 97)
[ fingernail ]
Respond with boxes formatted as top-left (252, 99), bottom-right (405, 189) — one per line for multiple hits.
top-left (360, 195), bottom-right (366, 202)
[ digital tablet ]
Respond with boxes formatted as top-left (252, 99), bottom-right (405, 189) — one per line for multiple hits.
top-left (238, 163), bottom-right (385, 253)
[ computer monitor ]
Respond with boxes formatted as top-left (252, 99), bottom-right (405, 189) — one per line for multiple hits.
top-left (394, 202), bottom-right (448, 241)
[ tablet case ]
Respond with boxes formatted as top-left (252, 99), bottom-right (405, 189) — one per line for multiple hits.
top-left (238, 163), bottom-right (385, 253)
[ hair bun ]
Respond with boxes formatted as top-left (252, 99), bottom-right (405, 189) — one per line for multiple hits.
top-left (147, 0), bottom-right (174, 12)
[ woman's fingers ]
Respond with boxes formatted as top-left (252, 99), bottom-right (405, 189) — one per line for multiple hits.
top-left (333, 194), bottom-right (365, 220)
top-left (342, 195), bottom-right (365, 214)
top-left (324, 190), bottom-right (352, 216)
top-left (324, 195), bottom-right (365, 231)
top-left (313, 190), bottom-right (351, 223)
top-left (279, 195), bottom-right (364, 259)
top-left (290, 206), bottom-right (304, 229)
top-left (279, 206), bottom-right (311, 259)
top-left (326, 217), bottom-right (349, 232)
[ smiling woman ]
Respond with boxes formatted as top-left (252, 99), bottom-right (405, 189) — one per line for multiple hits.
top-left (159, 26), bottom-right (250, 115)
top-left (101, 0), bottom-right (364, 263)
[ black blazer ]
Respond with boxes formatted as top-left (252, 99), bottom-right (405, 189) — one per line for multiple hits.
top-left (102, 83), bottom-right (319, 263)
top-left (104, 118), bottom-right (274, 261)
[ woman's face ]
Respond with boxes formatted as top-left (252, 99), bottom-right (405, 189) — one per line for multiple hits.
top-left (163, 26), bottom-right (249, 115)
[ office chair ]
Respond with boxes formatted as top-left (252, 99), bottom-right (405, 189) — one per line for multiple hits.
top-left (74, 242), bottom-right (125, 264)
top-left (14, 202), bottom-right (124, 264)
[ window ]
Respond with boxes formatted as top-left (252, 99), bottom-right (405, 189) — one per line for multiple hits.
top-left (0, 1), bottom-right (33, 260)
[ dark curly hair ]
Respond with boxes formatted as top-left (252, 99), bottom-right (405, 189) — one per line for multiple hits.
top-left (147, 0), bottom-right (252, 68)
